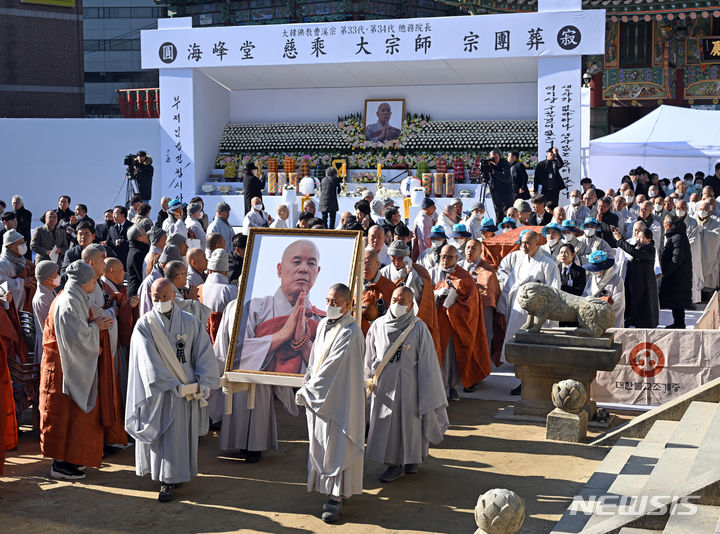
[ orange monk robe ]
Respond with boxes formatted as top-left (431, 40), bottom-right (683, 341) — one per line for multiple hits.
top-left (197, 284), bottom-right (222, 345)
top-left (39, 299), bottom-right (117, 468)
top-left (394, 263), bottom-right (442, 362)
top-left (465, 259), bottom-right (505, 367)
top-left (434, 266), bottom-right (491, 387)
top-left (100, 281), bottom-right (130, 446)
top-left (361, 275), bottom-right (396, 335)
top-left (0, 307), bottom-right (19, 474)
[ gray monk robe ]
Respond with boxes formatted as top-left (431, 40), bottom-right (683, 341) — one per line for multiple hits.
top-left (296, 313), bottom-right (365, 499)
top-left (365, 311), bottom-right (448, 466)
top-left (125, 307), bottom-right (219, 484)
top-left (214, 290), bottom-right (326, 452)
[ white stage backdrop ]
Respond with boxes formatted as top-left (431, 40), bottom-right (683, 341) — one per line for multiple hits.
top-left (593, 328), bottom-right (720, 406)
top-left (142, 12), bottom-right (604, 69)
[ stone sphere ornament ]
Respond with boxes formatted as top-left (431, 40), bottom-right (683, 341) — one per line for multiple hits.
top-left (474, 488), bottom-right (525, 534)
top-left (552, 379), bottom-right (587, 414)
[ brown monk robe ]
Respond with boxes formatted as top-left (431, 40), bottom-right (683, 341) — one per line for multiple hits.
top-left (0, 294), bottom-right (18, 474)
top-left (431, 245), bottom-right (491, 389)
top-left (40, 262), bottom-right (116, 476)
top-left (361, 249), bottom-right (396, 335)
top-left (461, 239), bottom-right (505, 366)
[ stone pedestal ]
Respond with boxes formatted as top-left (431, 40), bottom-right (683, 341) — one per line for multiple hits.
top-left (546, 408), bottom-right (588, 442)
top-left (505, 328), bottom-right (622, 419)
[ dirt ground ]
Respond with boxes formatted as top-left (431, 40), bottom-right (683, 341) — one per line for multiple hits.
top-left (0, 399), bottom-right (617, 534)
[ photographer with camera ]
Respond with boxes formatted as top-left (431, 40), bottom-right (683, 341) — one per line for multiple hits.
top-left (127, 150), bottom-right (154, 203)
top-left (485, 149), bottom-right (513, 220)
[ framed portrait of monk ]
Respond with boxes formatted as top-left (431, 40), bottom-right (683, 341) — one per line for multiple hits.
top-left (223, 228), bottom-right (364, 384)
top-left (364, 99), bottom-right (404, 142)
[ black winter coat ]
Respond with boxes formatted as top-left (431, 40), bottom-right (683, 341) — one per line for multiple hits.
top-left (126, 239), bottom-right (149, 297)
top-left (243, 172), bottom-right (265, 214)
top-left (318, 176), bottom-right (341, 213)
top-left (659, 221), bottom-right (692, 309)
top-left (616, 238), bottom-right (659, 328)
top-left (510, 161), bottom-right (530, 200)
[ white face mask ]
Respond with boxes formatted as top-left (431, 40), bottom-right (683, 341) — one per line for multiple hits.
top-left (472, 212), bottom-right (484, 220)
top-left (16, 243), bottom-right (27, 256)
top-left (563, 232), bottom-right (575, 242)
top-left (326, 305), bottom-right (344, 320)
top-left (570, 196), bottom-right (581, 206)
top-left (584, 228), bottom-right (596, 238)
top-left (653, 205), bottom-right (663, 213)
top-left (153, 300), bottom-right (173, 314)
top-left (501, 227), bottom-right (511, 234)
top-left (676, 209), bottom-right (687, 218)
top-left (253, 204), bottom-right (263, 211)
top-left (624, 196), bottom-right (634, 205)
top-left (648, 191), bottom-right (657, 198)
top-left (51, 275), bottom-right (61, 287)
top-left (546, 237), bottom-right (559, 247)
top-left (699, 210), bottom-right (710, 219)
top-left (456, 239), bottom-right (467, 249)
top-left (431, 239), bottom-right (444, 249)
top-left (390, 302), bottom-right (410, 317)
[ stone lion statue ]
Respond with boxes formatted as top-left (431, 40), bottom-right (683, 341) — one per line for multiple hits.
top-left (517, 282), bottom-right (615, 337)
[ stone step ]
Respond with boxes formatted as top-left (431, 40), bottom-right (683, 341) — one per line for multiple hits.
top-left (641, 402), bottom-right (719, 497)
top-left (662, 504), bottom-right (720, 533)
top-left (618, 528), bottom-right (662, 534)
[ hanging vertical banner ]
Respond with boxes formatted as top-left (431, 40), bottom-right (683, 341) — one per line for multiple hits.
top-left (537, 56), bottom-right (582, 195)
top-left (159, 69), bottom-right (195, 203)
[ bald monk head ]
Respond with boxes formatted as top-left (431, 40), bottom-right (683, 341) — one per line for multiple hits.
top-left (164, 260), bottom-right (187, 290)
top-left (363, 249), bottom-right (380, 282)
top-left (390, 285), bottom-right (414, 316)
top-left (81, 245), bottom-right (107, 279)
top-left (277, 239), bottom-right (321, 305)
top-left (151, 278), bottom-right (175, 310)
top-left (439, 244), bottom-right (458, 271)
top-left (464, 238), bottom-right (482, 265)
top-left (103, 257), bottom-right (125, 287)
top-left (186, 247), bottom-right (207, 274)
top-left (326, 283), bottom-right (352, 316)
top-left (206, 232), bottom-right (226, 253)
top-left (368, 225), bottom-right (385, 254)
top-left (519, 229), bottom-right (541, 258)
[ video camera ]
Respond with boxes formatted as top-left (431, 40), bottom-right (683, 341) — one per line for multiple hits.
top-left (124, 153), bottom-right (138, 168)
top-left (479, 158), bottom-right (495, 175)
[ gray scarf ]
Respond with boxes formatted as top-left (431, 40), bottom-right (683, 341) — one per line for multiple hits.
top-left (0, 248), bottom-right (25, 276)
top-left (385, 307), bottom-right (416, 344)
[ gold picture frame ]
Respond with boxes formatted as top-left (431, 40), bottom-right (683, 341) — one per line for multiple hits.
top-left (363, 98), bottom-right (405, 142)
top-left (223, 227), bottom-right (364, 381)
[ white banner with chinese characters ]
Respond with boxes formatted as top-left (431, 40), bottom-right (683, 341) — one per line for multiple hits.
top-left (537, 56), bottom-right (582, 195)
top-left (592, 329), bottom-right (720, 406)
top-left (142, 11), bottom-right (604, 69)
top-left (159, 69), bottom-right (196, 203)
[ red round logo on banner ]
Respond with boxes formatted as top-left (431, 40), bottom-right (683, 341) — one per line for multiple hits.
top-left (629, 342), bottom-right (665, 378)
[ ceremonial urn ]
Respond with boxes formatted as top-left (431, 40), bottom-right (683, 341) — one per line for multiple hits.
top-left (445, 172), bottom-right (455, 197)
top-left (421, 173), bottom-right (432, 196)
top-left (288, 172), bottom-right (299, 189)
top-left (268, 172), bottom-right (278, 195)
top-left (433, 173), bottom-right (445, 197)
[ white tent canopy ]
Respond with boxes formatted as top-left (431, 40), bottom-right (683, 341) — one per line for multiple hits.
top-left (589, 105), bottom-right (720, 191)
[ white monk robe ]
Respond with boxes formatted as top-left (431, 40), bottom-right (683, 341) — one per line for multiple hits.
top-left (417, 244), bottom-right (442, 272)
top-left (380, 261), bottom-right (424, 310)
top-left (365, 312), bottom-right (448, 466)
top-left (207, 216), bottom-right (235, 254)
top-left (242, 209), bottom-right (271, 235)
top-left (32, 283), bottom-right (55, 360)
top-left (464, 215), bottom-right (485, 240)
top-left (583, 268), bottom-right (625, 329)
top-left (138, 265), bottom-right (164, 315)
top-left (186, 266), bottom-right (205, 290)
top-left (0, 250), bottom-right (27, 306)
top-left (172, 285), bottom-right (211, 327)
top-left (185, 217), bottom-right (206, 250)
top-left (126, 306), bottom-right (219, 484)
top-left (696, 215), bottom-right (720, 289)
top-left (576, 234), bottom-right (614, 265)
top-left (162, 215), bottom-right (187, 238)
top-left (682, 216), bottom-right (703, 303)
top-left (198, 272), bottom-right (237, 423)
top-left (214, 290), bottom-right (320, 452)
top-left (296, 313), bottom-right (365, 499)
top-left (497, 248), bottom-right (561, 362)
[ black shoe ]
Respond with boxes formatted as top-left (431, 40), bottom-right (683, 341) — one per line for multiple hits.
top-left (665, 323), bottom-right (686, 329)
top-left (209, 420), bottom-right (222, 432)
top-left (463, 383), bottom-right (478, 393)
top-left (510, 384), bottom-right (522, 396)
top-left (50, 460), bottom-right (86, 481)
top-left (404, 463), bottom-right (419, 474)
top-left (379, 465), bottom-right (405, 483)
top-left (245, 450), bottom-right (262, 463)
top-left (102, 444), bottom-right (123, 458)
top-left (448, 388), bottom-right (460, 402)
top-left (321, 498), bottom-right (343, 523)
top-left (158, 484), bottom-right (174, 502)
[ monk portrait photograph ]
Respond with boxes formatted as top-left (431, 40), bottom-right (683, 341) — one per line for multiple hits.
top-left (226, 230), bottom-right (362, 376)
top-left (364, 99), bottom-right (404, 142)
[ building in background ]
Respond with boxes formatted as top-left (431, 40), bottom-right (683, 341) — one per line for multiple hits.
top-left (84, 1), bottom-right (167, 116)
top-left (0, 0), bottom-right (84, 118)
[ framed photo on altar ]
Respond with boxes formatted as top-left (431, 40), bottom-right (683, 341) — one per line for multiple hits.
top-left (223, 228), bottom-right (364, 381)
top-left (364, 99), bottom-right (404, 142)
